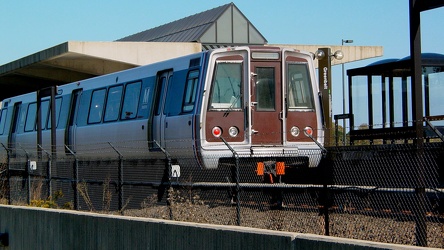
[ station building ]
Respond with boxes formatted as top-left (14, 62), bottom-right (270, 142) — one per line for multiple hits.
top-left (0, 3), bottom-right (382, 101)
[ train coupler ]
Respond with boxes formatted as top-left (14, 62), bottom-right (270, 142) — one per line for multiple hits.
top-left (256, 161), bottom-right (286, 184)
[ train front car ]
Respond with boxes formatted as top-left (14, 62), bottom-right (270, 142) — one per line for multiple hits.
top-left (199, 46), bottom-right (324, 182)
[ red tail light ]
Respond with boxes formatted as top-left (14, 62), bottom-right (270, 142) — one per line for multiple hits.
top-left (212, 126), bottom-right (222, 137)
top-left (304, 127), bottom-right (313, 136)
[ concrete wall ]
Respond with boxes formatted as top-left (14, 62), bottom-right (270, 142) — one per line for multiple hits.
top-left (269, 44), bottom-right (384, 68)
top-left (0, 205), bottom-right (437, 250)
top-left (66, 41), bottom-right (203, 66)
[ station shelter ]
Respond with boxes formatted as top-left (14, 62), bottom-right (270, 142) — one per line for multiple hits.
top-left (346, 53), bottom-right (444, 144)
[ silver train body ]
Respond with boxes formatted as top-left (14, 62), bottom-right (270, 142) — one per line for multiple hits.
top-left (0, 46), bottom-right (324, 170)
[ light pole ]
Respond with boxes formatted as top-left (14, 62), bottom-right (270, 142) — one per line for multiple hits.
top-left (341, 39), bottom-right (353, 145)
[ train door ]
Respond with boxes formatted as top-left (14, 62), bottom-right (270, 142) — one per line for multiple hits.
top-left (8, 102), bottom-right (21, 157)
top-left (284, 55), bottom-right (318, 143)
top-left (250, 61), bottom-right (283, 145)
top-left (65, 89), bottom-right (82, 153)
top-left (164, 69), bottom-right (199, 150)
top-left (152, 70), bottom-right (173, 149)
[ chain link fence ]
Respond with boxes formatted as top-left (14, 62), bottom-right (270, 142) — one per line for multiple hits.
top-left (0, 131), bottom-right (443, 248)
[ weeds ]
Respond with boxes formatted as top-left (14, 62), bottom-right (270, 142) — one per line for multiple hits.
top-left (102, 175), bottom-right (112, 212)
top-left (77, 181), bottom-right (94, 211)
top-left (29, 189), bottom-right (63, 209)
top-left (0, 154), bottom-right (8, 203)
top-left (141, 194), bottom-right (158, 209)
top-left (77, 175), bottom-right (131, 213)
top-left (30, 177), bottom-right (44, 201)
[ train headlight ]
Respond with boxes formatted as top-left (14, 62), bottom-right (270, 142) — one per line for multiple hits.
top-left (212, 126), bottom-right (222, 137)
top-left (228, 126), bottom-right (239, 137)
top-left (304, 127), bottom-right (313, 137)
top-left (290, 126), bottom-right (300, 137)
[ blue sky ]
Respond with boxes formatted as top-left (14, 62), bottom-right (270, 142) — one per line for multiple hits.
top-left (1, 1), bottom-right (443, 120)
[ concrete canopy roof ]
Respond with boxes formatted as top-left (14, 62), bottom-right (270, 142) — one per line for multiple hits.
top-left (0, 41), bottom-right (201, 100)
top-left (270, 44), bottom-right (383, 68)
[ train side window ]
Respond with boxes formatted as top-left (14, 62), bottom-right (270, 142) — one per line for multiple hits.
top-left (17, 104), bottom-right (27, 133)
top-left (155, 77), bottom-right (167, 116)
top-left (36, 100), bottom-right (50, 130)
top-left (163, 74), bottom-right (176, 116)
top-left (88, 89), bottom-right (106, 124)
top-left (47, 98), bottom-right (63, 128)
top-left (137, 81), bottom-right (155, 118)
top-left (25, 103), bottom-right (37, 132)
top-left (182, 70), bottom-right (199, 113)
top-left (165, 74), bottom-right (186, 117)
top-left (104, 85), bottom-right (123, 122)
top-left (10, 103), bottom-right (20, 135)
top-left (121, 81), bottom-right (141, 120)
top-left (209, 62), bottom-right (242, 110)
top-left (0, 109), bottom-right (7, 135)
top-left (287, 63), bottom-right (314, 110)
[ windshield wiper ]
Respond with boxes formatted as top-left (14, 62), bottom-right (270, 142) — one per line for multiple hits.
top-left (223, 94), bottom-right (240, 117)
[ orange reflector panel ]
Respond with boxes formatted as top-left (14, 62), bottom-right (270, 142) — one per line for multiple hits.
top-left (256, 162), bottom-right (264, 176)
top-left (276, 162), bottom-right (285, 175)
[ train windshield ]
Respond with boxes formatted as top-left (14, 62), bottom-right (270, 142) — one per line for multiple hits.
top-left (287, 63), bottom-right (314, 110)
top-left (209, 61), bottom-right (242, 110)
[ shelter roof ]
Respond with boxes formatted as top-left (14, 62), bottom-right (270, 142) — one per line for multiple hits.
top-left (347, 53), bottom-right (444, 77)
top-left (117, 2), bottom-right (268, 49)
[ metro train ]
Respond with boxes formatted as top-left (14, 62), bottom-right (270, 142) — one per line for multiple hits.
top-left (0, 46), bottom-right (324, 174)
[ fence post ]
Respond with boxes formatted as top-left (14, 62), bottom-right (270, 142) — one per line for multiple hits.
top-left (65, 146), bottom-right (79, 210)
top-left (307, 135), bottom-right (329, 236)
top-left (413, 144), bottom-right (427, 247)
top-left (321, 156), bottom-right (331, 236)
top-left (219, 137), bottom-right (241, 226)
top-left (108, 142), bottom-right (124, 212)
top-left (234, 149), bottom-right (240, 226)
top-left (154, 141), bottom-right (173, 220)
top-left (17, 145), bottom-right (31, 205)
top-left (1, 144), bottom-right (11, 205)
top-left (37, 145), bottom-right (52, 199)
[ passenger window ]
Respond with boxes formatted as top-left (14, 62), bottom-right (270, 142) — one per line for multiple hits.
top-left (18, 105), bottom-right (27, 133)
top-left (25, 103), bottom-right (37, 132)
top-left (155, 77), bottom-right (167, 116)
top-left (165, 73), bottom-right (187, 116)
top-left (209, 62), bottom-right (242, 110)
top-left (182, 70), bottom-right (199, 113)
top-left (287, 63), bottom-right (314, 110)
top-left (104, 85), bottom-right (123, 122)
top-left (40, 100), bottom-right (50, 130)
top-left (0, 109), bottom-right (7, 135)
top-left (121, 82), bottom-right (141, 120)
top-left (138, 82), bottom-right (155, 118)
top-left (88, 89), bottom-right (106, 124)
top-left (47, 98), bottom-right (63, 128)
